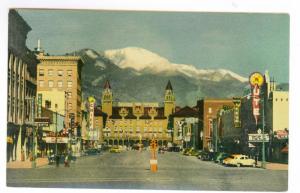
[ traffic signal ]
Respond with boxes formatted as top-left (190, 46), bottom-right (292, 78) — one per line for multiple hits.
top-left (150, 139), bottom-right (157, 149)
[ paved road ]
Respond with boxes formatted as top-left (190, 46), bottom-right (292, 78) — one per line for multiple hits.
top-left (7, 150), bottom-right (288, 191)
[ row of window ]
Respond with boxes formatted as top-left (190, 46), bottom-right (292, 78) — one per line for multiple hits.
top-left (103, 133), bottom-right (171, 137)
top-left (39, 80), bottom-right (73, 88)
top-left (103, 128), bottom-right (164, 132)
top-left (275, 98), bottom-right (288, 102)
top-left (39, 69), bottom-right (73, 77)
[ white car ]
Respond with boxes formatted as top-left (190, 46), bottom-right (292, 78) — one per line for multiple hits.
top-left (223, 154), bottom-right (256, 167)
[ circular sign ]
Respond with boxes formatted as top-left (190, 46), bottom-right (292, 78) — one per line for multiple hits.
top-left (88, 96), bottom-right (96, 103)
top-left (249, 72), bottom-right (264, 86)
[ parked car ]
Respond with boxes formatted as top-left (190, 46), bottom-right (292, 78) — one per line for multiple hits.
top-left (183, 148), bottom-right (192, 155)
top-left (167, 146), bottom-right (181, 152)
top-left (198, 151), bottom-right (215, 161)
top-left (132, 143), bottom-right (144, 150)
top-left (158, 147), bottom-right (165, 154)
top-left (223, 154), bottom-right (256, 167)
top-left (48, 154), bottom-right (56, 165)
top-left (84, 148), bottom-right (100, 156)
top-left (213, 152), bottom-right (230, 163)
top-left (109, 147), bottom-right (122, 153)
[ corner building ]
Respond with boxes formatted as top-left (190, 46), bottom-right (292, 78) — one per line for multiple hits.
top-left (36, 53), bottom-right (83, 131)
top-left (101, 80), bottom-right (175, 146)
top-left (7, 10), bottom-right (39, 162)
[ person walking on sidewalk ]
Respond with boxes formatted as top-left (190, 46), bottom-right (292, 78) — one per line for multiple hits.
top-left (55, 154), bottom-right (60, 167)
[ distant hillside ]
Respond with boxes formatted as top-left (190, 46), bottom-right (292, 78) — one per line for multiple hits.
top-left (74, 48), bottom-right (248, 106)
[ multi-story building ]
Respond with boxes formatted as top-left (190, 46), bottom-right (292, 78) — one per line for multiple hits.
top-left (36, 53), bottom-right (84, 132)
top-left (101, 80), bottom-right (175, 146)
top-left (240, 71), bottom-right (289, 162)
top-left (197, 98), bottom-right (234, 151)
top-left (171, 106), bottom-right (199, 149)
top-left (7, 9), bottom-right (39, 162)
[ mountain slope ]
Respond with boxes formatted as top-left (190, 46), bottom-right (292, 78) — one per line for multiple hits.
top-left (104, 47), bottom-right (248, 82)
top-left (76, 48), bottom-right (247, 106)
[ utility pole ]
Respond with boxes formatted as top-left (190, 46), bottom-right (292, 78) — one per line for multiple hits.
top-left (261, 96), bottom-right (266, 169)
top-left (30, 97), bottom-right (36, 168)
top-left (55, 104), bottom-right (58, 156)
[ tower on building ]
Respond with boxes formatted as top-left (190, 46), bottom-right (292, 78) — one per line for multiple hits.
top-left (101, 80), bottom-right (113, 117)
top-left (164, 80), bottom-right (175, 117)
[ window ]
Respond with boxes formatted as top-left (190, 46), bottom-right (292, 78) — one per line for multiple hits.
top-left (39, 69), bottom-right (44, 76)
top-left (48, 69), bottom-right (53, 76)
top-left (48, 80), bottom-right (54, 88)
top-left (58, 70), bottom-right (63, 76)
top-left (67, 81), bottom-right (72, 88)
top-left (39, 80), bottom-right (44, 87)
top-left (67, 92), bottom-right (72, 99)
top-left (68, 103), bottom-right (72, 110)
top-left (45, 100), bottom-right (51, 109)
top-left (208, 107), bottom-right (212, 114)
top-left (67, 70), bottom-right (72, 76)
top-left (57, 80), bottom-right (63, 88)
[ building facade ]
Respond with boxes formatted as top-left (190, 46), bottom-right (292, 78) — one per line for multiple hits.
top-left (101, 80), bottom-right (175, 147)
top-left (171, 106), bottom-right (199, 149)
top-left (7, 10), bottom-right (39, 162)
top-left (197, 98), bottom-right (234, 151)
top-left (36, 53), bottom-right (84, 131)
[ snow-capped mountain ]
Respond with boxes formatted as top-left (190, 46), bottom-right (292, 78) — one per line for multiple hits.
top-left (75, 48), bottom-right (248, 106)
top-left (104, 47), bottom-right (248, 82)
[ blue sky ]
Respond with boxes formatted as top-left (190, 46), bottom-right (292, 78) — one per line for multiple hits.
top-left (18, 9), bottom-right (289, 82)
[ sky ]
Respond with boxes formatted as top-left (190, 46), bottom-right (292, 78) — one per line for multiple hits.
top-left (17, 9), bottom-right (289, 83)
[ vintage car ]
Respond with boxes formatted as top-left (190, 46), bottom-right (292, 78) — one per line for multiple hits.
top-left (109, 147), bottom-right (122, 153)
top-left (223, 154), bottom-right (256, 167)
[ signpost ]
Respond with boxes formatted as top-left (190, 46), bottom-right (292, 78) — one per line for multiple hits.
top-left (249, 72), bottom-right (266, 169)
top-left (248, 134), bottom-right (270, 142)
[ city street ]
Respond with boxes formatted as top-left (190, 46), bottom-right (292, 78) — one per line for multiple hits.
top-left (7, 150), bottom-right (288, 191)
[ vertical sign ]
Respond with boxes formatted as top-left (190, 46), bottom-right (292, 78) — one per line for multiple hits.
top-left (37, 93), bottom-right (42, 117)
top-left (88, 96), bottom-right (96, 140)
top-left (252, 85), bottom-right (260, 125)
top-left (249, 72), bottom-right (264, 126)
top-left (233, 97), bottom-right (241, 128)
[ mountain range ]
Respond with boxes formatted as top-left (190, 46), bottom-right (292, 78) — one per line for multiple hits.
top-left (76, 47), bottom-right (249, 106)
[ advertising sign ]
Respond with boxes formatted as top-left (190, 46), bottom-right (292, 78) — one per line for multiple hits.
top-left (43, 137), bottom-right (69, 143)
top-left (252, 85), bottom-right (260, 125)
top-left (37, 93), bottom-right (42, 117)
top-left (275, 130), bottom-right (288, 139)
top-left (248, 134), bottom-right (269, 142)
top-left (249, 72), bottom-right (264, 126)
top-left (233, 97), bottom-right (241, 128)
top-left (88, 96), bottom-right (95, 131)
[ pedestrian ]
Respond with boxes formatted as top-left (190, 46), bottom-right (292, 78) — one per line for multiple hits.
top-left (64, 154), bottom-right (70, 167)
top-left (55, 154), bottom-right (60, 167)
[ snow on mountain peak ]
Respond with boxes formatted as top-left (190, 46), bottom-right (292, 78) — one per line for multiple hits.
top-left (103, 47), bottom-right (248, 82)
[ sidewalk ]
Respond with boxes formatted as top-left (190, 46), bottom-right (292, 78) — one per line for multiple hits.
top-left (257, 161), bottom-right (288, 170)
top-left (6, 158), bottom-right (49, 169)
